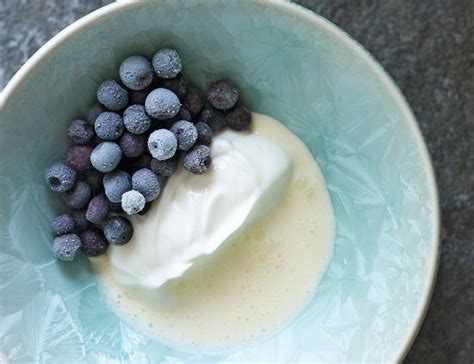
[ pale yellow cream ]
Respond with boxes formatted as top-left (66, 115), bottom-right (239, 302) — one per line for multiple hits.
top-left (91, 113), bottom-right (335, 351)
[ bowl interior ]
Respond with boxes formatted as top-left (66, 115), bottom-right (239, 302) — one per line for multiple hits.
top-left (0, 1), bottom-right (437, 362)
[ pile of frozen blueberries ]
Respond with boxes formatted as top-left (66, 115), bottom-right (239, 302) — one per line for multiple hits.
top-left (44, 48), bottom-right (252, 261)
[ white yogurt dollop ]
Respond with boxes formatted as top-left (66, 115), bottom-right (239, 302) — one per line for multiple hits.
top-left (108, 129), bottom-right (293, 288)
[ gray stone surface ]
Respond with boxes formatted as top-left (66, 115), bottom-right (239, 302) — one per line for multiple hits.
top-left (1, 0), bottom-right (472, 362)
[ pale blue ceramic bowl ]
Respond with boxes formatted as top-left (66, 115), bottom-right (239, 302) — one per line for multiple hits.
top-left (0, 1), bottom-right (439, 362)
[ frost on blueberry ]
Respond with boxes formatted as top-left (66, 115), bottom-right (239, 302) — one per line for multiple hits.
top-left (53, 234), bottom-right (81, 261)
top-left (170, 120), bottom-right (198, 151)
top-left (103, 170), bottom-right (132, 203)
top-left (147, 129), bottom-right (177, 161)
top-left (97, 80), bottom-right (129, 111)
top-left (90, 142), bottom-right (122, 173)
top-left (121, 190), bottom-right (146, 215)
top-left (152, 48), bottom-right (182, 79)
top-left (145, 88), bottom-right (181, 120)
top-left (119, 55), bottom-right (154, 91)
top-left (123, 104), bottom-right (151, 135)
top-left (45, 160), bottom-right (77, 192)
top-left (132, 168), bottom-right (161, 202)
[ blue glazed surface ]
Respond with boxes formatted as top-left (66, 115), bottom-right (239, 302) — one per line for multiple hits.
top-left (0, 1), bottom-right (438, 362)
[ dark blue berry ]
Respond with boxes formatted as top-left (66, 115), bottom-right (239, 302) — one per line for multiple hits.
top-left (183, 86), bottom-right (203, 116)
top-left (86, 194), bottom-right (110, 224)
top-left (150, 155), bottom-right (179, 176)
top-left (67, 146), bottom-right (93, 171)
top-left (145, 88), bottom-right (181, 120)
top-left (178, 107), bottom-right (191, 121)
top-left (119, 132), bottom-right (146, 158)
top-left (198, 105), bottom-right (225, 132)
top-left (224, 105), bottom-right (252, 131)
top-left (67, 119), bottom-right (94, 145)
top-left (72, 209), bottom-right (89, 231)
top-left (103, 170), bottom-right (132, 203)
top-left (97, 80), bottom-right (129, 111)
top-left (195, 122), bottom-right (213, 146)
top-left (207, 79), bottom-right (239, 110)
top-left (119, 56), bottom-right (154, 91)
top-left (82, 169), bottom-right (103, 194)
top-left (45, 161), bottom-right (77, 192)
top-left (81, 228), bottom-right (109, 257)
top-left (95, 112), bottom-right (124, 141)
top-left (147, 129), bottom-right (177, 160)
top-left (160, 74), bottom-right (188, 98)
top-left (121, 190), bottom-right (146, 215)
top-left (91, 142), bottom-right (122, 173)
top-left (123, 104), bottom-right (151, 134)
top-left (63, 180), bottom-right (92, 209)
top-left (103, 216), bottom-right (134, 246)
top-left (183, 145), bottom-right (212, 175)
top-left (152, 48), bottom-right (182, 79)
top-left (85, 103), bottom-right (105, 125)
top-left (132, 168), bottom-right (160, 202)
top-left (53, 234), bottom-right (81, 261)
top-left (51, 214), bottom-right (75, 235)
top-left (170, 120), bottom-right (198, 151)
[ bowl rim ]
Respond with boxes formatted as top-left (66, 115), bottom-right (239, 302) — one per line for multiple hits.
top-left (0, 0), bottom-right (440, 362)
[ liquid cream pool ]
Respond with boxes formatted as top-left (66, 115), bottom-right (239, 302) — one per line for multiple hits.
top-left (91, 113), bottom-right (335, 351)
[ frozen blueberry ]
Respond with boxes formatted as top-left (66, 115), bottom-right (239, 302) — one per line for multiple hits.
top-left (183, 145), bottom-right (212, 175)
top-left (123, 104), bottom-right (151, 134)
top-left (152, 48), bottom-right (182, 79)
top-left (91, 142), bottom-right (122, 173)
top-left (137, 202), bottom-right (151, 216)
top-left (170, 120), bottom-right (198, 151)
top-left (198, 105), bottom-right (225, 132)
top-left (53, 234), bottom-right (81, 261)
top-left (63, 180), bottom-right (92, 209)
top-left (224, 105), bottom-right (252, 131)
top-left (119, 132), bottom-right (146, 158)
top-left (97, 80), bottom-right (129, 111)
top-left (103, 216), bottom-right (134, 246)
top-left (45, 160), bottom-right (77, 192)
top-left (67, 119), bottom-right (94, 145)
top-left (145, 88), bottom-right (181, 120)
top-left (51, 214), bottom-right (75, 235)
top-left (207, 79), bottom-right (239, 110)
top-left (67, 146), bottom-right (93, 171)
top-left (85, 103), bottom-right (105, 125)
top-left (110, 201), bottom-right (124, 213)
top-left (119, 55), bottom-right (154, 91)
top-left (150, 155), bottom-right (179, 176)
top-left (86, 194), bottom-right (110, 224)
top-left (81, 228), bottom-right (109, 257)
top-left (72, 209), bottom-right (89, 231)
top-left (121, 190), bottom-right (146, 215)
top-left (132, 168), bottom-right (160, 202)
top-left (160, 74), bottom-right (188, 99)
top-left (103, 170), bottom-right (132, 203)
top-left (194, 122), bottom-right (213, 146)
top-left (95, 112), bottom-right (124, 141)
top-left (183, 86), bottom-right (203, 116)
top-left (178, 107), bottom-right (191, 121)
top-left (82, 169), bottom-right (103, 194)
top-left (147, 129), bottom-right (177, 160)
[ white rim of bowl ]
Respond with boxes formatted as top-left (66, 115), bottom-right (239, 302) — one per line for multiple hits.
top-left (0, 1), bottom-right (440, 362)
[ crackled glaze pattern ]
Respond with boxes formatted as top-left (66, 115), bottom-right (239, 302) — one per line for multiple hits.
top-left (0, 1), bottom-right (437, 362)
